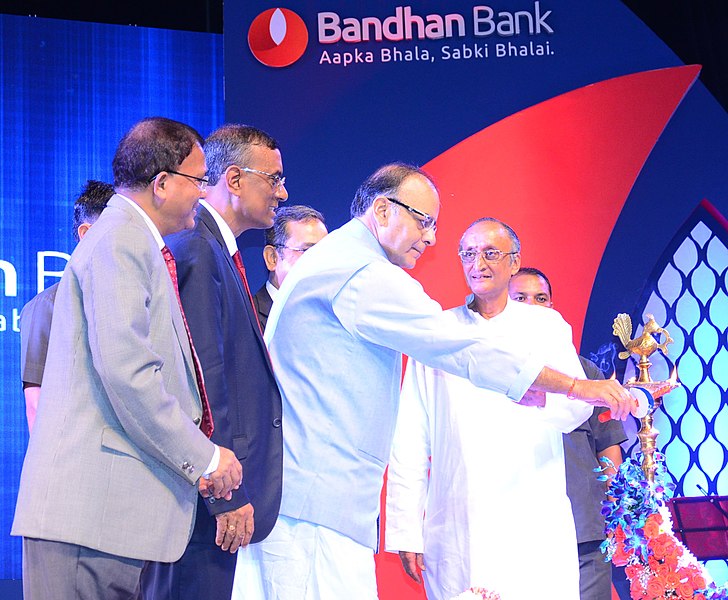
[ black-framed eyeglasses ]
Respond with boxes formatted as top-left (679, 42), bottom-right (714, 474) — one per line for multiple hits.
top-left (274, 244), bottom-right (311, 254)
top-left (240, 167), bottom-right (286, 191)
top-left (385, 197), bottom-right (437, 231)
top-left (458, 249), bottom-right (519, 264)
top-left (149, 170), bottom-right (208, 191)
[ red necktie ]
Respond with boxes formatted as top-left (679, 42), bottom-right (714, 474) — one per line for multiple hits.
top-left (162, 245), bottom-right (214, 438)
top-left (232, 250), bottom-right (265, 336)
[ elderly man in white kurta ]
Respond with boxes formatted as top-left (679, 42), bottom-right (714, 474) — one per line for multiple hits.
top-left (385, 218), bottom-right (592, 600)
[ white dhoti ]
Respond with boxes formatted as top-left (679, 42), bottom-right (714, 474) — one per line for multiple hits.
top-left (233, 515), bottom-right (379, 600)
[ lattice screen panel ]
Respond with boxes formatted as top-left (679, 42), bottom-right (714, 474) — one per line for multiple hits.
top-left (618, 204), bottom-right (728, 582)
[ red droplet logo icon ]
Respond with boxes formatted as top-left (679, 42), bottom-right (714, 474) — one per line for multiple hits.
top-left (248, 8), bottom-right (308, 68)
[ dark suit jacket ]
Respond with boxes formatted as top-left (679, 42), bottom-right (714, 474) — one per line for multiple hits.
top-left (253, 284), bottom-right (274, 331)
top-left (169, 205), bottom-right (283, 537)
top-left (142, 206), bottom-right (283, 600)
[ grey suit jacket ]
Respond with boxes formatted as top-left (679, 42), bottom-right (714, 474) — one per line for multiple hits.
top-left (12, 195), bottom-right (215, 562)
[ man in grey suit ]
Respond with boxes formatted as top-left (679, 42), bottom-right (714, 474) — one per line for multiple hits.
top-left (12, 117), bottom-right (242, 600)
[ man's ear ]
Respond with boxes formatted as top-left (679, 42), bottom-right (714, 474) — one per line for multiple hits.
top-left (225, 165), bottom-right (241, 193)
top-left (371, 196), bottom-right (390, 226)
top-left (77, 223), bottom-right (92, 240)
top-left (150, 172), bottom-right (169, 207)
top-left (262, 244), bottom-right (278, 272)
top-left (510, 253), bottom-right (522, 275)
top-left (153, 172), bottom-right (167, 191)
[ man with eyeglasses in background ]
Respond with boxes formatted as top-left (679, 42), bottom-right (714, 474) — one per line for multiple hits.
top-left (253, 204), bottom-right (328, 330)
top-left (233, 165), bottom-right (634, 599)
top-left (13, 117), bottom-right (242, 600)
top-left (142, 124), bottom-right (287, 600)
top-left (385, 217), bottom-right (594, 600)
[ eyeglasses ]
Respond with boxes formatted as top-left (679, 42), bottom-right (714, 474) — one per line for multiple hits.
top-left (240, 167), bottom-right (286, 191)
top-left (149, 170), bottom-right (208, 191)
top-left (458, 249), bottom-right (519, 264)
top-left (274, 244), bottom-right (312, 254)
top-left (385, 197), bottom-right (437, 231)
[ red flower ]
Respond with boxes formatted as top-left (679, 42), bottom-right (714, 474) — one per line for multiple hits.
top-left (613, 542), bottom-right (633, 566)
top-left (650, 539), bottom-right (669, 560)
top-left (663, 553), bottom-right (679, 570)
top-left (630, 583), bottom-right (646, 600)
top-left (675, 580), bottom-right (695, 599)
top-left (646, 578), bottom-right (666, 597)
top-left (654, 572), bottom-right (670, 591)
top-left (626, 564), bottom-right (644, 579)
top-left (644, 515), bottom-right (661, 538)
top-left (664, 570), bottom-right (681, 588)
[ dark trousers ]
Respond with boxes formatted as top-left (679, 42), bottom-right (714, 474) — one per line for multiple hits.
top-left (577, 540), bottom-right (613, 600)
top-left (141, 495), bottom-right (236, 600)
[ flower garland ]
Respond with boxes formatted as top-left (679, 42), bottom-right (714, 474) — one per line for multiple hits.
top-left (600, 452), bottom-right (728, 599)
top-left (451, 588), bottom-right (501, 600)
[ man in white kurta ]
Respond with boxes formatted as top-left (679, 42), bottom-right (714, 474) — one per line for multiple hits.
top-left (385, 218), bottom-right (592, 600)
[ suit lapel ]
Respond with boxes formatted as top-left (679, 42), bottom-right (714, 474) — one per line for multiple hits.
top-left (198, 208), bottom-right (275, 374)
top-left (257, 287), bottom-right (273, 321)
top-left (165, 265), bottom-right (196, 382)
top-left (111, 195), bottom-right (200, 401)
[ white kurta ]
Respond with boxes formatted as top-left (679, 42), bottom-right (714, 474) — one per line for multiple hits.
top-left (385, 300), bottom-right (593, 600)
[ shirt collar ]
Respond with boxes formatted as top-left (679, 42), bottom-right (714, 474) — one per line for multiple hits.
top-left (464, 294), bottom-right (515, 323)
top-left (266, 279), bottom-right (279, 301)
top-left (349, 218), bottom-right (390, 261)
top-left (116, 194), bottom-right (164, 250)
top-left (199, 199), bottom-right (239, 257)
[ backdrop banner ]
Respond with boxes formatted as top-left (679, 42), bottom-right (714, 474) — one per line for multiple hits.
top-left (223, 1), bottom-right (728, 595)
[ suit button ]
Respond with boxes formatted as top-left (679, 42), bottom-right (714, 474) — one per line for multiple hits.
top-left (181, 461), bottom-right (195, 474)
top-left (272, 418), bottom-right (282, 428)
top-left (193, 417), bottom-right (201, 425)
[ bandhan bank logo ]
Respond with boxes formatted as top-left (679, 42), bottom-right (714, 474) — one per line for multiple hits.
top-left (248, 8), bottom-right (309, 67)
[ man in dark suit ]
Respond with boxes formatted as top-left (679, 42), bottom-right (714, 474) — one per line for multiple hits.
top-left (141, 124), bottom-right (286, 600)
top-left (253, 204), bottom-right (327, 329)
top-left (13, 117), bottom-right (242, 600)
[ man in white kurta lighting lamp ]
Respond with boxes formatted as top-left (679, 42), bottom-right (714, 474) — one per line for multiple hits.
top-left (385, 217), bottom-right (593, 600)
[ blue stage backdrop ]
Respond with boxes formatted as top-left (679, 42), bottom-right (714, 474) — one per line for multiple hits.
top-left (0, 14), bottom-right (223, 579)
top-left (2, 1), bottom-right (727, 593)
top-left (223, 1), bottom-right (728, 594)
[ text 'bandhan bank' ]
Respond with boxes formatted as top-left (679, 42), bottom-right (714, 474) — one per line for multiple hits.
top-left (318, 3), bottom-right (553, 44)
